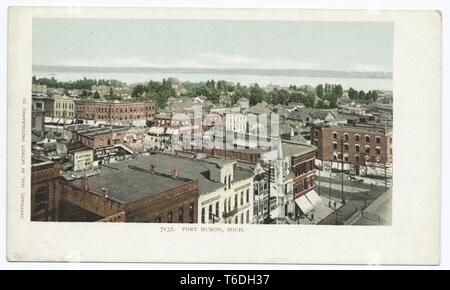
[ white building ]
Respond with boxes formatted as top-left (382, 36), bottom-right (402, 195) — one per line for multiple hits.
top-left (225, 113), bottom-right (248, 133)
top-left (142, 152), bottom-right (255, 224)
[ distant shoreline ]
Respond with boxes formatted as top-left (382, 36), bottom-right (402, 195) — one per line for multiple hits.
top-left (33, 65), bottom-right (392, 80)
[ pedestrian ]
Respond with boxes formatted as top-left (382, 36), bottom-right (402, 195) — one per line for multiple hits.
top-left (311, 213), bottom-right (315, 221)
top-left (333, 201), bottom-right (337, 209)
top-left (328, 200), bottom-right (331, 208)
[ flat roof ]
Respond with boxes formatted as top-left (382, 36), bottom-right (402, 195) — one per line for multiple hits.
top-left (70, 125), bottom-right (130, 137)
top-left (113, 153), bottom-right (253, 196)
top-left (73, 162), bottom-right (190, 204)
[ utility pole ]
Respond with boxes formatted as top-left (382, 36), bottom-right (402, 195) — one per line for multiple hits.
top-left (318, 165), bottom-right (321, 195)
top-left (384, 163), bottom-right (387, 190)
top-left (264, 161), bottom-right (273, 224)
top-left (340, 138), bottom-right (345, 204)
top-left (329, 163), bottom-right (332, 199)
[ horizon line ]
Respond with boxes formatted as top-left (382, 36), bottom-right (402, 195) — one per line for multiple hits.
top-left (33, 65), bottom-right (393, 80)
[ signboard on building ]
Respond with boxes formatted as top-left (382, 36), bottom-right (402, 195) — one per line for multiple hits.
top-left (73, 149), bottom-right (94, 171)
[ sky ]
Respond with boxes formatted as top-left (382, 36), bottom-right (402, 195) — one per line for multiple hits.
top-left (33, 19), bottom-right (393, 73)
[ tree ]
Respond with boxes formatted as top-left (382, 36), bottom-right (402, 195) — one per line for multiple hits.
top-left (93, 91), bottom-right (100, 99)
top-left (132, 84), bottom-right (147, 100)
top-left (316, 84), bottom-right (324, 99)
top-left (249, 84), bottom-right (265, 105)
top-left (358, 90), bottom-right (366, 99)
top-left (303, 92), bottom-right (315, 108)
top-left (348, 87), bottom-right (359, 99)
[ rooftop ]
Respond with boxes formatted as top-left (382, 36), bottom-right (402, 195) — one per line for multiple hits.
top-left (128, 153), bottom-right (253, 195)
top-left (74, 153), bottom-right (254, 201)
top-left (72, 162), bottom-right (191, 203)
top-left (281, 141), bottom-right (316, 158)
top-left (68, 124), bottom-right (130, 137)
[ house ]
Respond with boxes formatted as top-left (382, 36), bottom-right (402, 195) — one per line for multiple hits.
top-left (287, 108), bottom-right (338, 127)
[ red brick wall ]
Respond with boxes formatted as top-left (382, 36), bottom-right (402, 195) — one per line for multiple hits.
top-left (125, 180), bottom-right (199, 223)
top-left (59, 179), bottom-right (198, 223)
top-left (292, 151), bottom-right (316, 198)
top-left (74, 101), bottom-right (155, 122)
top-left (312, 126), bottom-right (391, 165)
top-left (31, 162), bottom-right (60, 221)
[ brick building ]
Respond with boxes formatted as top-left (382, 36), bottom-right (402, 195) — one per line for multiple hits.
top-left (311, 124), bottom-right (393, 175)
top-left (59, 159), bottom-right (199, 223)
top-left (32, 94), bottom-right (54, 117)
top-left (74, 100), bottom-right (155, 123)
top-left (31, 158), bottom-right (60, 221)
top-left (185, 132), bottom-right (319, 218)
top-left (69, 124), bottom-right (142, 150)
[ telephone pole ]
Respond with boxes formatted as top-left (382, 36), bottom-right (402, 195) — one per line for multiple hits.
top-left (264, 161), bottom-right (273, 224)
top-left (340, 138), bottom-right (345, 204)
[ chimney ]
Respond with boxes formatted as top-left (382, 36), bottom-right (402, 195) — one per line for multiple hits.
top-left (81, 176), bottom-right (89, 192)
top-left (149, 164), bottom-right (156, 174)
top-left (171, 168), bottom-right (178, 178)
top-left (101, 187), bottom-right (109, 199)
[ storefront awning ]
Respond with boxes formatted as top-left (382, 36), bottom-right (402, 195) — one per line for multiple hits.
top-left (294, 195), bottom-right (314, 214)
top-left (306, 190), bottom-right (322, 207)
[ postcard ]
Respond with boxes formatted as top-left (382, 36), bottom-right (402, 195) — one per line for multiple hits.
top-left (7, 7), bottom-right (441, 264)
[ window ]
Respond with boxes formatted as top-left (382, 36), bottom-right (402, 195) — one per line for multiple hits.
top-left (376, 136), bottom-right (381, 144)
top-left (235, 216), bottom-right (238, 224)
top-left (355, 134), bottom-right (360, 141)
top-left (246, 189), bottom-right (249, 203)
top-left (304, 179), bottom-right (308, 190)
top-left (355, 145), bottom-right (360, 152)
top-left (355, 156), bottom-right (360, 164)
top-left (209, 204), bottom-right (213, 221)
top-left (365, 146), bottom-right (371, 154)
top-left (241, 213), bottom-right (244, 224)
top-left (178, 207), bottom-right (184, 223)
top-left (201, 208), bottom-right (205, 223)
top-left (333, 155), bottom-right (337, 161)
top-left (215, 202), bottom-right (219, 218)
top-left (344, 133), bottom-right (349, 141)
top-left (246, 210), bottom-right (250, 223)
top-left (365, 135), bottom-right (370, 142)
top-left (224, 200), bottom-right (227, 213)
top-left (376, 148), bottom-right (381, 155)
top-left (240, 191), bottom-right (244, 206)
top-left (333, 143), bottom-right (338, 150)
top-left (344, 156), bottom-right (349, 162)
top-left (224, 176), bottom-right (227, 186)
top-left (167, 211), bottom-right (173, 223)
top-left (234, 194), bottom-right (238, 209)
top-left (333, 132), bottom-right (338, 139)
top-left (344, 144), bottom-right (349, 151)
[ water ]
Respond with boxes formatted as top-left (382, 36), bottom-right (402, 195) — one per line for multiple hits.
top-left (33, 71), bottom-right (392, 91)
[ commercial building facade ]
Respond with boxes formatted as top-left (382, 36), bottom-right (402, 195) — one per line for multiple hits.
top-left (311, 124), bottom-right (393, 176)
top-left (59, 159), bottom-right (199, 223)
top-left (74, 100), bottom-right (155, 123)
top-left (31, 158), bottom-right (60, 221)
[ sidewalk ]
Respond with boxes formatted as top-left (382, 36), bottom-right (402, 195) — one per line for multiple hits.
top-left (290, 195), bottom-right (343, 225)
top-left (316, 169), bottom-right (388, 187)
